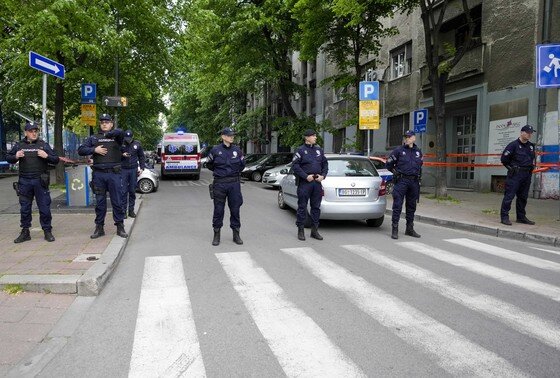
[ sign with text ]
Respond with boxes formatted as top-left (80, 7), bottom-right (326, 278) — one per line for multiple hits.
top-left (102, 96), bottom-right (128, 107)
top-left (81, 83), bottom-right (96, 104)
top-left (359, 100), bottom-right (380, 130)
top-left (81, 104), bottom-right (97, 126)
top-left (487, 115), bottom-right (527, 164)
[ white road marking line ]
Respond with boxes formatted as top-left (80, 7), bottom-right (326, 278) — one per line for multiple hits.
top-left (343, 244), bottom-right (560, 350)
top-left (530, 246), bottom-right (560, 257)
top-left (446, 238), bottom-right (560, 272)
top-left (129, 256), bottom-right (206, 378)
top-left (216, 252), bottom-right (365, 378)
top-left (282, 247), bottom-right (526, 378)
top-left (399, 242), bottom-right (560, 302)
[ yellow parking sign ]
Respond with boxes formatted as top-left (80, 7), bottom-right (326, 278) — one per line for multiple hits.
top-left (81, 104), bottom-right (97, 126)
top-left (359, 100), bottom-right (380, 130)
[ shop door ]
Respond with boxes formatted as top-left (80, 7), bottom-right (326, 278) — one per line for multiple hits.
top-left (453, 113), bottom-right (476, 188)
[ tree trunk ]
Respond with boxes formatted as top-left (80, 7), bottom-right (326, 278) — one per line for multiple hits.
top-left (432, 73), bottom-right (447, 198)
top-left (54, 81), bottom-right (65, 184)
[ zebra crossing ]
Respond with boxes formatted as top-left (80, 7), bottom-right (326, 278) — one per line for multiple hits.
top-left (128, 238), bottom-right (560, 377)
top-left (172, 179), bottom-right (211, 187)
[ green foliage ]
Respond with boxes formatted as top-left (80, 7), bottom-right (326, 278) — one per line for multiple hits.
top-left (3, 284), bottom-right (24, 295)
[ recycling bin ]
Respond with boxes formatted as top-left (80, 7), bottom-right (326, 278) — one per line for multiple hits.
top-left (65, 165), bottom-right (93, 206)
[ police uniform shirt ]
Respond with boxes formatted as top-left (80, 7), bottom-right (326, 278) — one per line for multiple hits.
top-left (386, 144), bottom-right (423, 176)
top-left (206, 143), bottom-right (245, 178)
top-left (78, 129), bottom-right (125, 169)
top-left (501, 139), bottom-right (535, 168)
top-left (292, 143), bottom-right (328, 180)
top-left (122, 140), bottom-right (146, 170)
top-left (6, 138), bottom-right (59, 178)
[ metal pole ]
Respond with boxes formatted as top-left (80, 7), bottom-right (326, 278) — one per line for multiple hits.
top-left (114, 55), bottom-right (119, 129)
top-left (367, 130), bottom-right (371, 156)
top-left (557, 88), bottom-right (560, 221)
top-left (42, 74), bottom-right (48, 144)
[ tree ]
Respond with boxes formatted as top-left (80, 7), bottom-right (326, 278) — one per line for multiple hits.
top-left (418, 0), bottom-right (475, 197)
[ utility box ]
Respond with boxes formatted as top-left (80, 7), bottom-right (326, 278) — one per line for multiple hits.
top-left (65, 165), bottom-right (93, 206)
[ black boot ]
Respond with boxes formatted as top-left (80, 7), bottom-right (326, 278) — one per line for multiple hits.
top-left (212, 228), bottom-right (220, 246)
top-left (405, 223), bottom-right (421, 238)
top-left (116, 223), bottom-right (128, 238)
top-left (14, 228), bottom-right (31, 243)
top-left (128, 209), bottom-right (137, 218)
top-left (391, 224), bottom-right (398, 240)
top-left (90, 225), bottom-right (105, 239)
top-left (233, 228), bottom-right (243, 245)
top-left (310, 226), bottom-right (323, 240)
top-left (298, 227), bottom-right (306, 241)
top-left (44, 230), bottom-right (55, 242)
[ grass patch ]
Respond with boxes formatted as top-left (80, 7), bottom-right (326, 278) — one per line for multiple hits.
top-left (49, 183), bottom-right (66, 191)
top-left (3, 284), bottom-right (24, 295)
top-left (482, 208), bottom-right (499, 215)
top-left (425, 195), bottom-right (461, 204)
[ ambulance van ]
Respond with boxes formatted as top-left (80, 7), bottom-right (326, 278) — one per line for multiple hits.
top-left (160, 131), bottom-right (201, 180)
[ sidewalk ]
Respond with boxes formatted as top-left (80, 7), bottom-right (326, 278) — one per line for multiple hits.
top-left (387, 187), bottom-right (560, 246)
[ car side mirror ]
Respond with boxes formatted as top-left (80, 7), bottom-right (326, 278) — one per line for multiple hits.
top-left (280, 169), bottom-right (287, 174)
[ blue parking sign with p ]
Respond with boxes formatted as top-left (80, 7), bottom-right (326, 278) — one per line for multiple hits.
top-left (81, 83), bottom-right (96, 104)
top-left (359, 81), bottom-right (379, 101)
top-left (413, 109), bottom-right (428, 133)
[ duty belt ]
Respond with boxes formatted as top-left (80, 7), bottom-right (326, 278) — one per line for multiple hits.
top-left (213, 176), bottom-right (240, 183)
top-left (400, 174), bottom-right (419, 180)
top-left (516, 166), bottom-right (533, 172)
top-left (93, 166), bottom-right (121, 173)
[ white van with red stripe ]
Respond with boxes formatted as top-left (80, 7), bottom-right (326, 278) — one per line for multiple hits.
top-left (160, 131), bottom-right (201, 180)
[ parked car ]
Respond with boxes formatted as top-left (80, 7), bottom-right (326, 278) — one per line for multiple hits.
top-left (262, 163), bottom-right (291, 188)
top-left (241, 153), bottom-right (293, 182)
top-left (369, 156), bottom-right (393, 194)
top-left (137, 167), bottom-right (160, 194)
top-left (244, 153), bottom-right (268, 165)
top-left (278, 154), bottom-right (387, 227)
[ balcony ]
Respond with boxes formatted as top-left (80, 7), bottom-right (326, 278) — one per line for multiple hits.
top-left (420, 43), bottom-right (485, 87)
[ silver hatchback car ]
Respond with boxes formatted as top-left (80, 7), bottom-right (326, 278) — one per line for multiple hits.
top-left (278, 155), bottom-right (387, 227)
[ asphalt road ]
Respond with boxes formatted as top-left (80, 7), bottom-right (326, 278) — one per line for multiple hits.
top-left (36, 168), bottom-right (560, 377)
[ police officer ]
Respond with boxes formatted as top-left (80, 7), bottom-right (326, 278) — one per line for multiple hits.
top-left (78, 114), bottom-right (128, 239)
top-left (292, 129), bottom-right (328, 241)
top-left (386, 130), bottom-right (423, 239)
top-left (121, 130), bottom-right (146, 218)
top-left (7, 122), bottom-right (59, 243)
top-left (206, 127), bottom-right (245, 246)
top-left (500, 124), bottom-right (536, 225)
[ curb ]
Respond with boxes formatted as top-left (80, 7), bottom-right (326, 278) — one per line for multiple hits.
top-left (385, 208), bottom-right (559, 247)
top-left (0, 199), bottom-right (142, 296)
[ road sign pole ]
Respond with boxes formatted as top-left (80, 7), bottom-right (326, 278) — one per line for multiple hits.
top-left (557, 88), bottom-right (560, 221)
top-left (42, 74), bottom-right (49, 144)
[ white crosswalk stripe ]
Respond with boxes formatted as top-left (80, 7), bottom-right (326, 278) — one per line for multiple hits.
top-left (216, 252), bottom-right (365, 378)
top-left (281, 247), bottom-right (526, 377)
top-left (342, 244), bottom-right (560, 350)
top-left (172, 179), bottom-right (210, 187)
top-left (400, 241), bottom-right (560, 302)
top-left (446, 238), bottom-right (560, 271)
top-left (129, 256), bottom-right (206, 378)
top-left (530, 246), bottom-right (560, 256)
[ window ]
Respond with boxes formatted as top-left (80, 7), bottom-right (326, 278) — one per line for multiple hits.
top-left (441, 4), bottom-right (482, 52)
top-left (390, 42), bottom-right (412, 80)
top-left (309, 80), bottom-right (316, 115)
top-left (387, 113), bottom-right (410, 148)
top-left (333, 86), bottom-right (347, 103)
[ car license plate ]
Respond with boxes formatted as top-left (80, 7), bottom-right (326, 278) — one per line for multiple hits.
top-left (166, 161), bottom-right (197, 170)
top-left (338, 188), bottom-right (366, 196)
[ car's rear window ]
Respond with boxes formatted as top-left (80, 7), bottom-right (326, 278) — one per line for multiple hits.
top-left (327, 158), bottom-right (379, 177)
top-left (164, 142), bottom-right (199, 155)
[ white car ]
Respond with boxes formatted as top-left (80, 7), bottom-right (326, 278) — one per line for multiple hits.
top-left (262, 163), bottom-right (291, 188)
top-left (137, 167), bottom-right (160, 194)
top-left (278, 155), bottom-right (387, 227)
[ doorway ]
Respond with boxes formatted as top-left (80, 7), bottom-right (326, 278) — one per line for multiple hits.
top-left (453, 113), bottom-right (476, 188)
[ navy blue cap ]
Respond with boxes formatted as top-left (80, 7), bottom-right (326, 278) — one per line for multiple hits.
top-left (99, 113), bottom-right (112, 121)
top-left (303, 129), bottom-right (317, 137)
top-left (25, 121), bottom-right (38, 131)
top-left (219, 127), bottom-right (236, 136)
top-left (404, 130), bottom-right (415, 137)
top-left (521, 125), bottom-right (534, 133)
top-left (124, 130), bottom-right (133, 139)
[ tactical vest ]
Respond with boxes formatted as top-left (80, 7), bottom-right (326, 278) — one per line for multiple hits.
top-left (19, 140), bottom-right (48, 174)
top-left (92, 134), bottom-right (121, 165)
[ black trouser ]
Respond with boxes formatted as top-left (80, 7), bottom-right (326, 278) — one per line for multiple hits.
top-left (501, 170), bottom-right (532, 220)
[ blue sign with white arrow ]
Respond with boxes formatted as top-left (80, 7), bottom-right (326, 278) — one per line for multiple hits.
top-left (29, 51), bottom-right (65, 79)
top-left (536, 44), bottom-right (560, 88)
top-left (413, 109), bottom-right (428, 133)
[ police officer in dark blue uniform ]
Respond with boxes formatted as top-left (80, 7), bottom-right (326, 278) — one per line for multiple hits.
top-left (7, 122), bottom-right (59, 243)
top-left (500, 125), bottom-right (536, 225)
top-left (292, 129), bottom-right (328, 241)
top-left (121, 130), bottom-right (146, 219)
top-left (206, 127), bottom-right (245, 246)
top-left (386, 130), bottom-right (423, 239)
top-left (78, 113), bottom-right (128, 239)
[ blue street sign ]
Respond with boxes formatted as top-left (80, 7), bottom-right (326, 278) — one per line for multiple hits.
top-left (413, 109), bottom-right (428, 133)
top-left (536, 44), bottom-right (560, 88)
top-left (29, 51), bottom-right (65, 79)
top-left (359, 81), bottom-right (379, 101)
top-left (81, 83), bottom-right (96, 104)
